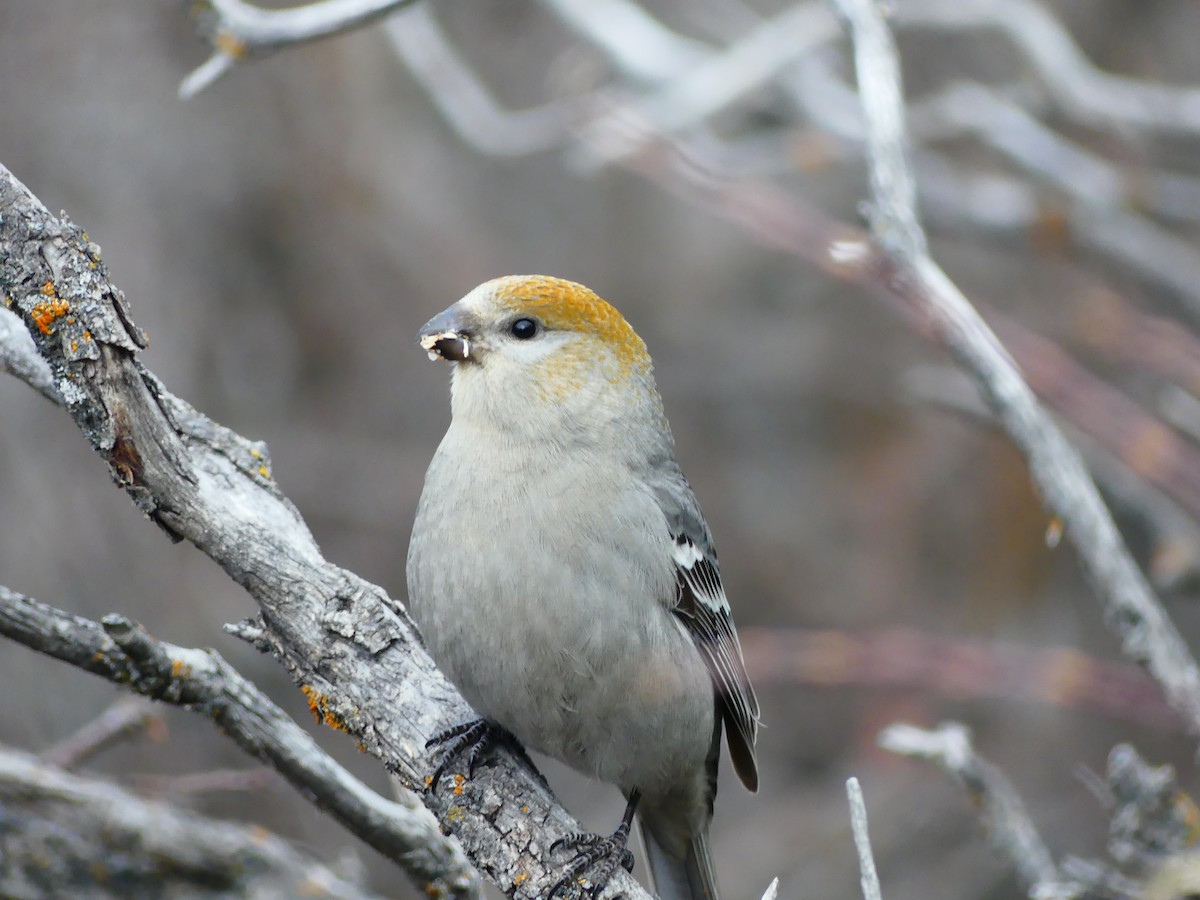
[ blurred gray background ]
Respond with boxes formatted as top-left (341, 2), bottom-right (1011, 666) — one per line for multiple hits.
top-left (3, 1), bottom-right (1200, 897)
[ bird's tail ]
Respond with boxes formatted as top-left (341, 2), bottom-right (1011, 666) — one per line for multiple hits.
top-left (641, 822), bottom-right (719, 900)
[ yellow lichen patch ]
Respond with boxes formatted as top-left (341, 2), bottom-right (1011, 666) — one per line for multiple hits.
top-left (40, 281), bottom-right (56, 297)
top-left (300, 684), bottom-right (351, 733)
top-left (215, 29), bottom-right (248, 59)
top-left (258, 465), bottom-right (270, 478)
top-left (487, 275), bottom-right (651, 375)
top-left (445, 805), bottom-right (465, 823)
top-left (1177, 791), bottom-right (1200, 843)
top-left (31, 296), bottom-right (70, 335)
top-left (513, 873), bottom-right (530, 888)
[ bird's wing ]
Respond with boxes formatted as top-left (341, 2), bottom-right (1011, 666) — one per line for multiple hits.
top-left (651, 470), bottom-right (760, 792)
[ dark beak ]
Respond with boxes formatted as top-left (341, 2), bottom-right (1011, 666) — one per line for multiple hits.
top-left (419, 305), bottom-right (477, 363)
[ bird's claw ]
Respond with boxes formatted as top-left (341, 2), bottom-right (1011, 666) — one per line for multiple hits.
top-left (548, 827), bottom-right (635, 898)
top-left (425, 718), bottom-right (498, 793)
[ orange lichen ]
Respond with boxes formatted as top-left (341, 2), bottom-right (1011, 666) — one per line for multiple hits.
top-left (452, 773), bottom-right (466, 795)
top-left (215, 29), bottom-right (248, 59)
top-left (40, 281), bottom-right (56, 297)
top-left (30, 296), bottom-right (70, 335)
top-left (513, 873), bottom-right (530, 887)
top-left (300, 684), bottom-right (351, 733)
top-left (170, 659), bottom-right (191, 678)
top-left (1177, 791), bottom-right (1200, 843)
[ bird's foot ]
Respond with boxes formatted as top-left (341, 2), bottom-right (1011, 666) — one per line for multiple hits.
top-left (548, 821), bottom-right (636, 898)
top-left (425, 717), bottom-right (512, 792)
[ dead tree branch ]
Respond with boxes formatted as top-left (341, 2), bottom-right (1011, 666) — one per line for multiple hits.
top-left (0, 585), bottom-right (481, 900)
top-left (879, 722), bottom-right (1082, 898)
top-left (0, 743), bottom-right (379, 899)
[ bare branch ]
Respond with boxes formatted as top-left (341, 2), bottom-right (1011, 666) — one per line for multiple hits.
top-left (572, 3), bottom-right (839, 168)
top-left (846, 777), bottom-right (882, 900)
top-left (0, 743), bottom-right (380, 899)
top-left (536, 0), bottom-right (709, 83)
top-left (740, 626), bottom-right (1179, 731)
top-left (42, 698), bottom-right (162, 770)
top-left (0, 585), bottom-right (482, 900)
top-left (827, 0), bottom-right (1200, 735)
top-left (895, 0), bottom-right (1200, 138)
top-left (383, 6), bottom-right (580, 157)
top-left (180, 0), bottom-right (420, 97)
top-left (0, 307), bottom-right (59, 404)
top-left (879, 722), bottom-right (1081, 898)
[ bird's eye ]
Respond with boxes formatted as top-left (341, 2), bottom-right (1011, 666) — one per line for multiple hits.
top-left (509, 317), bottom-right (539, 340)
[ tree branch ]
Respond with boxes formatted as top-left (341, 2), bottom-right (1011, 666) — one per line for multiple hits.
top-left (0, 162), bottom-right (648, 899)
top-left (180, 0), bottom-right (421, 97)
top-left (0, 743), bottom-right (380, 899)
top-left (0, 585), bottom-right (481, 900)
top-left (827, 0), bottom-right (1200, 736)
top-left (879, 722), bottom-right (1081, 898)
top-left (846, 777), bottom-right (882, 900)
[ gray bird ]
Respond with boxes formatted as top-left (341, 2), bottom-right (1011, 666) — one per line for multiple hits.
top-left (408, 275), bottom-right (759, 899)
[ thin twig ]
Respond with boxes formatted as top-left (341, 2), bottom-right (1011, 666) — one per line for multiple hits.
top-left (846, 777), bottom-right (882, 900)
top-left (879, 722), bottom-right (1081, 898)
top-left (42, 698), bottom-right (162, 770)
top-left (180, 0), bottom-right (420, 97)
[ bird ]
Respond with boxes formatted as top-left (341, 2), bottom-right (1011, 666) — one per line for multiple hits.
top-left (407, 275), bottom-right (759, 899)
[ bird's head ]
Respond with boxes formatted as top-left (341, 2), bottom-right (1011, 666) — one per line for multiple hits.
top-left (419, 275), bottom-right (667, 447)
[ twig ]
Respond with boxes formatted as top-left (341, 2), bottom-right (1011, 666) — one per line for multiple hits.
top-left (0, 585), bottom-right (482, 900)
top-left (879, 722), bottom-right (1081, 898)
top-left (180, 0), bottom-right (420, 97)
top-left (0, 162), bottom-right (647, 900)
top-left (739, 626), bottom-right (1179, 731)
top-left (894, 0), bottom-right (1200, 138)
top-left (0, 307), bottom-right (59, 404)
top-left (42, 698), bottom-right (162, 770)
top-left (846, 777), bottom-right (882, 900)
top-left (383, 6), bottom-right (580, 157)
top-left (827, 0), bottom-right (1200, 735)
top-left (134, 767), bottom-right (280, 796)
top-left (571, 3), bottom-right (839, 168)
top-left (0, 743), bottom-right (380, 899)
